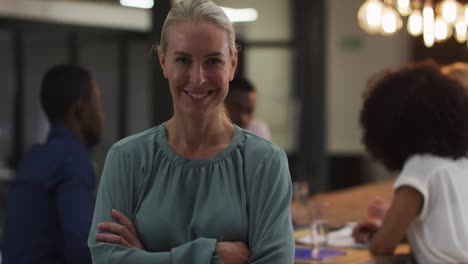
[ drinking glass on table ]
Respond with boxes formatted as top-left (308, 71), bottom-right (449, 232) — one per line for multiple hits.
top-left (309, 201), bottom-right (329, 249)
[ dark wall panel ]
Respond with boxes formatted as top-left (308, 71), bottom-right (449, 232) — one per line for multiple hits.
top-left (413, 37), bottom-right (468, 64)
top-left (0, 30), bottom-right (14, 164)
top-left (128, 40), bottom-right (152, 135)
top-left (80, 40), bottom-right (119, 147)
top-left (23, 32), bottom-right (68, 151)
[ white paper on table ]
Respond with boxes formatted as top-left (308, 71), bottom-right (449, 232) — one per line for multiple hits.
top-left (296, 222), bottom-right (369, 249)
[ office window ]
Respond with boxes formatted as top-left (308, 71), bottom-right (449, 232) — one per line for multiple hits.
top-left (245, 47), bottom-right (297, 152)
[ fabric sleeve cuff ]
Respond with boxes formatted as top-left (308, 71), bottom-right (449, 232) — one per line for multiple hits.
top-left (210, 247), bottom-right (221, 264)
top-left (170, 237), bottom-right (217, 264)
top-left (393, 176), bottom-right (428, 219)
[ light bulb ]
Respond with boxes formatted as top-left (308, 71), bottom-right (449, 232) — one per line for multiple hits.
top-left (423, 2), bottom-right (435, 47)
top-left (380, 6), bottom-right (403, 35)
top-left (407, 9), bottom-right (423, 36)
top-left (358, 0), bottom-right (384, 34)
top-left (221, 7), bottom-right (259, 22)
top-left (120, 0), bottom-right (154, 9)
top-left (434, 16), bottom-right (452, 42)
top-left (397, 0), bottom-right (411, 16)
top-left (441, 0), bottom-right (458, 24)
top-left (465, 4), bottom-right (468, 25)
top-left (455, 19), bottom-right (467, 43)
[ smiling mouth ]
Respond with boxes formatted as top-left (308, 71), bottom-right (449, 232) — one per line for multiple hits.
top-left (184, 90), bottom-right (213, 99)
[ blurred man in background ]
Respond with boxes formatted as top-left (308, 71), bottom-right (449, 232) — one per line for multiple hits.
top-left (2, 64), bottom-right (104, 264)
top-left (225, 76), bottom-right (272, 140)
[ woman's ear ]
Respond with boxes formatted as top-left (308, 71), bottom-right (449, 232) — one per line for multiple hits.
top-left (158, 48), bottom-right (168, 79)
top-left (229, 50), bottom-right (238, 81)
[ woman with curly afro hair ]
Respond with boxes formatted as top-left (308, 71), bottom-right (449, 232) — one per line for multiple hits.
top-left (352, 61), bottom-right (468, 263)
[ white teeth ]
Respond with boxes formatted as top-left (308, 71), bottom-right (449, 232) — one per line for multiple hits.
top-left (187, 92), bottom-right (208, 99)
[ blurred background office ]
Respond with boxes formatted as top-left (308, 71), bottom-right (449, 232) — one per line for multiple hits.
top-left (0, 0), bottom-right (467, 249)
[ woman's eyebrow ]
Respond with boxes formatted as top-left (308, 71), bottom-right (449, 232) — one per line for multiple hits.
top-left (205, 52), bottom-right (224, 58)
top-left (172, 51), bottom-right (225, 58)
top-left (173, 51), bottom-right (191, 57)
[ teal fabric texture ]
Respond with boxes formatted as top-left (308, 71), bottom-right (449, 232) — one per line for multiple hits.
top-left (88, 123), bottom-right (294, 263)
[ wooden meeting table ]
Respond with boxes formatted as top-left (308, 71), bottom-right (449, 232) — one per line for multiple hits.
top-left (292, 179), bottom-right (412, 264)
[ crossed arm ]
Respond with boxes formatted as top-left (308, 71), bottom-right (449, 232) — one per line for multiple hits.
top-left (96, 209), bottom-right (250, 264)
top-left (89, 145), bottom-right (294, 264)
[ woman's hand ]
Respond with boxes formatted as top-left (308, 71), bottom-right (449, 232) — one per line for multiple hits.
top-left (95, 209), bottom-right (144, 250)
top-left (367, 197), bottom-right (391, 220)
top-left (352, 220), bottom-right (379, 243)
top-left (216, 241), bottom-right (250, 264)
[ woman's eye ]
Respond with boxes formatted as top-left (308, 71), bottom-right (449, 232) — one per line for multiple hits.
top-left (176, 57), bottom-right (191, 64)
top-left (207, 58), bottom-right (223, 65)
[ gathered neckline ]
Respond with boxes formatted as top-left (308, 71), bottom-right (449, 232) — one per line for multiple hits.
top-left (157, 121), bottom-right (244, 168)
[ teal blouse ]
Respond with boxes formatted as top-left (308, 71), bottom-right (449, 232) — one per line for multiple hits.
top-left (88, 123), bottom-right (294, 263)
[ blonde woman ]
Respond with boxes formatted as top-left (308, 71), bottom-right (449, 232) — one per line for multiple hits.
top-left (88, 0), bottom-right (294, 263)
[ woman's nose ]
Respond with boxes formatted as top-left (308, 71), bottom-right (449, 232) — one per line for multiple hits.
top-left (189, 64), bottom-right (206, 86)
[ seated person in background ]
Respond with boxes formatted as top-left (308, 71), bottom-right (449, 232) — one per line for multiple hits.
top-left (352, 61), bottom-right (468, 263)
top-left (2, 64), bottom-right (104, 264)
top-left (442, 61), bottom-right (468, 87)
top-left (225, 76), bottom-right (272, 140)
top-left (365, 61), bottom-right (468, 222)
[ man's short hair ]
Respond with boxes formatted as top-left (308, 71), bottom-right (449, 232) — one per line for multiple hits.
top-left (40, 64), bottom-right (93, 123)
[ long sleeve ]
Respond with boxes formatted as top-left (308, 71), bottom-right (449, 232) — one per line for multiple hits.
top-left (55, 153), bottom-right (95, 264)
top-left (246, 147), bottom-right (295, 263)
top-left (88, 144), bottom-right (220, 264)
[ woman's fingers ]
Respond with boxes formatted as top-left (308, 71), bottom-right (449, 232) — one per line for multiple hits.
top-left (367, 198), bottom-right (391, 220)
top-left (216, 241), bottom-right (251, 264)
top-left (97, 222), bottom-right (141, 248)
top-left (112, 209), bottom-right (138, 237)
top-left (111, 209), bottom-right (144, 249)
top-left (97, 210), bottom-right (144, 249)
top-left (352, 221), bottom-right (379, 243)
top-left (95, 233), bottom-right (132, 248)
top-left (98, 221), bottom-right (129, 235)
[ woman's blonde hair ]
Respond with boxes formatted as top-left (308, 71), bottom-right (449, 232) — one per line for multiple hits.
top-left (158, 0), bottom-right (236, 56)
top-left (442, 62), bottom-right (468, 89)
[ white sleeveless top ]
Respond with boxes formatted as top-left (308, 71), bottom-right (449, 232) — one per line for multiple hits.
top-left (394, 154), bottom-right (468, 263)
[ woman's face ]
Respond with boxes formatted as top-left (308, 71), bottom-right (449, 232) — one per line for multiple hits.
top-left (159, 22), bottom-right (237, 118)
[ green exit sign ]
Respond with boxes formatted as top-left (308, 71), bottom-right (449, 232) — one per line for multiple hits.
top-left (340, 36), bottom-right (362, 51)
